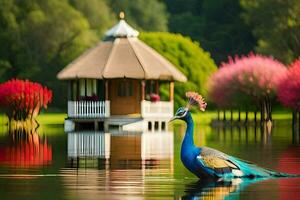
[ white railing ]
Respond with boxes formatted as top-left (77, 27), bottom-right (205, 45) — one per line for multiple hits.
top-left (67, 132), bottom-right (110, 159)
top-left (141, 100), bottom-right (173, 118)
top-left (68, 100), bottom-right (110, 118)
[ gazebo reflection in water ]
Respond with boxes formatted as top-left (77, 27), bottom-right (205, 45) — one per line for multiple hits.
top-left (66, 131), bottom-right (174, 171)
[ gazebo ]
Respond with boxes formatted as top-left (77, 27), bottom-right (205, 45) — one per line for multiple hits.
top-left (57, 13), bottom-right (187, 132)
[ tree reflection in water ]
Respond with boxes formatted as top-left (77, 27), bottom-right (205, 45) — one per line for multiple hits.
top-left (0, 127), bottom-right (52, 168)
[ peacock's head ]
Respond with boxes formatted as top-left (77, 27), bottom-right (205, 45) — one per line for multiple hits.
top-left (169, 91), bottom-right (207, 122)
top-left (170, 107), bottom-right (189, 122)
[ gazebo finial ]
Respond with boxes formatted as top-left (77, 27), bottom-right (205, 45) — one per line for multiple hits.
top-left (105, 11), bottom-right (139, 38)
top-left (119, 11), bottom-right (125, 19)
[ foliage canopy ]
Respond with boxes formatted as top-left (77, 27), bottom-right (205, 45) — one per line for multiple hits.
top-left (165, 0), bottom-right (255, 64)
top-left (0, 0), bottom-right (169, 108)
top-left (106, 0), bottom-right (168, 32)
top-left (278, 59), bottom-right (300, 111)
top-left (241, 0), bottom-right (300, 63)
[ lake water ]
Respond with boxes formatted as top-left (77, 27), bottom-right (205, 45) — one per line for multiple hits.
top-left (0, 120), bottom-right (300, 200)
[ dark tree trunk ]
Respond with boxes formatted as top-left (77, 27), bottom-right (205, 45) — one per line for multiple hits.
top-left (245, 110), bottom-right (248, 124)
top-left (269, 100), bottom-right (272, 121)
top-left (245, 126), bottom-right (249, 144)
top-left (260, 100), bottom-right (266, 123)
top-left (265, 98), bottom-right (268, 121)
top-left (217, 110), bottom-right (220, 121)
top-left (292, 111), bottom-right (297, 129)
top-left (223, 110), bottom-right (226, 122)
top-left (254, 110), bottom-right (257, 124)
top-left (238, 109), bottom-right (241, 122)
top-left (266, 96), bottom-right (272, 122)
top-left (292, 111), bottom-right (297, 143)
top-left (260, 123), bottom-right (265, 142)
top-left (254, 122), bottom-right (257, 142)
top-left (260, 102), bottom-right (263, 123)
top-left (230, 109), bottom-right (233, 124)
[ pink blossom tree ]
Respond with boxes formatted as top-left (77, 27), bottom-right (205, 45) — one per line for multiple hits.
top-left (208, 54), bottom-right (287, 122)
top-left (278, 59), bottom-right (300, 127)
top-left (278, 59), bottom-right (300, 111)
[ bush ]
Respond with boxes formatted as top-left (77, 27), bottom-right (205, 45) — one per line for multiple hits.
top-left (139, 32), bottom-right (217, 109)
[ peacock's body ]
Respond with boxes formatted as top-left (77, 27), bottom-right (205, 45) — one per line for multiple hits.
top-left (171, 92), bottom-right (298, 180)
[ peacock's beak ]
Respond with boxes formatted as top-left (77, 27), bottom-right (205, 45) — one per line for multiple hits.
top-left (169, 116), bottom-right (179, 123)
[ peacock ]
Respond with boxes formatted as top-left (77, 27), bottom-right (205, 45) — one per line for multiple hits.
top-left (170, 91), bottom-right (298, 180)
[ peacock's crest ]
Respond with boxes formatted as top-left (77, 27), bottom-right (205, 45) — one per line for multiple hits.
top-left (186, 91), bottom-right (207, 111)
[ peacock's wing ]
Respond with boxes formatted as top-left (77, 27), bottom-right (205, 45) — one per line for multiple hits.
top-left (197, 147), bottom-right (242, 176)
top-left (198, 147), bottom-right (286, 178)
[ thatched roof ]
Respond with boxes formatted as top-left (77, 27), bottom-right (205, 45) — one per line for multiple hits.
top-left (57, 19), bottom-right (187, 82)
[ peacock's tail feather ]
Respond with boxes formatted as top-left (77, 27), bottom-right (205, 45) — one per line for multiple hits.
top-left (228, 156), bottom-right (300, 178)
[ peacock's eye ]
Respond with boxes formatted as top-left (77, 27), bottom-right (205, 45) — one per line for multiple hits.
top-left (177, 110), bottom-right (185, 116)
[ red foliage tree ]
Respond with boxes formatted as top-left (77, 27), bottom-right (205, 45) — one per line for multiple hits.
top-left (0, 79), bottom-right (52, 120)
top-left (277, 59), bottom-right (300, 111)
top-left (208, 54), bottom-right (286, 121)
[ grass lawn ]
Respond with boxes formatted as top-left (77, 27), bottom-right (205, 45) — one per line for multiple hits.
top-left (173, 110), bottom-right (293, 125)
top-left (0, 113), bottom-right (67, 125)
top-left (36, 113), bottom-right (67, 125)
top-left (0, 111), bottom-right (293, 126)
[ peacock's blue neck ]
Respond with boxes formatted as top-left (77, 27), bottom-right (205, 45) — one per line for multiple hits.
top-left (182, 112), bottom-right (195, 148)
top-left (180, 111), bottom-right (200, 173)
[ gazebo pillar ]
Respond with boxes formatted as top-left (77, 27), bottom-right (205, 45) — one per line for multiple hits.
top-left (68, 80), bottom-right (72, 100)
top-left (141, 80), bottom-right (145, 100)
top-left (105, 80), bottom-right (109, 100)
top-left (169, 81), bottom-right (174, 101)
top-left (76, 79), bottom-right (79, 100)
top-left (155, 81), bottom-right (159, 94)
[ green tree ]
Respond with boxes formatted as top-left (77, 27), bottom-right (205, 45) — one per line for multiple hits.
top-left (107, 0), bottom-right (168, 31)
top-left (165, 0), bottom-right (255, 64)
top-left (69, 0), bottom-right (116, 37)
top-left (0, 60), bottom-right (11, 82)
top-left (0, 0), bottom-right (169, 109)
top-left (241, 0), bottom-right (300, 63)
top-left (0, 0), bottom-right (19, 80)
top-left (140, 32), bottom-right (217, 109)
top-left (0, 0), bottom-right (116, 108)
